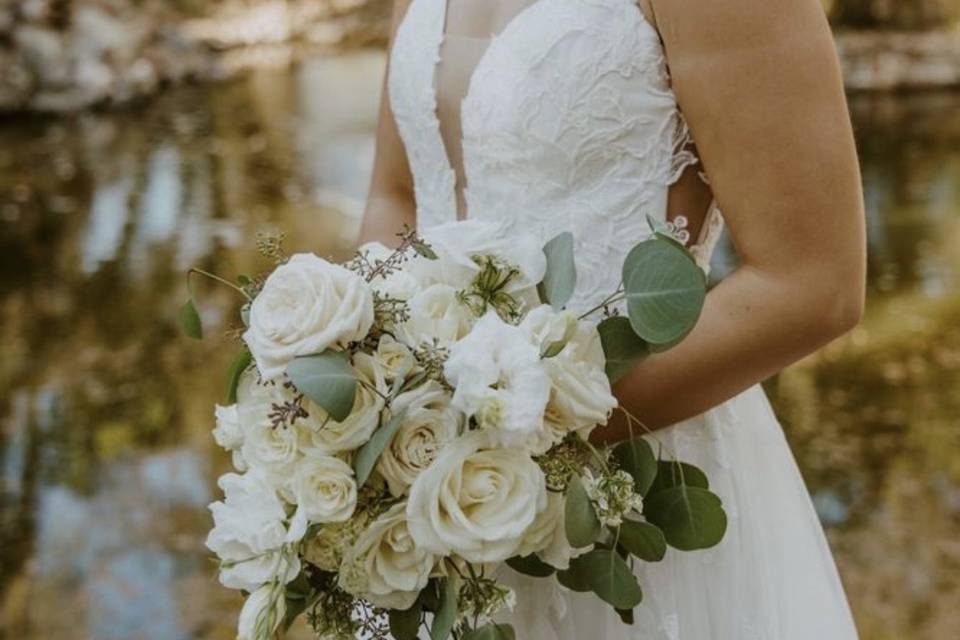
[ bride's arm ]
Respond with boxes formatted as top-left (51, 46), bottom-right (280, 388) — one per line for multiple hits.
top-left (358, 0), bottom-right (417, 247)
top-left (594, 0), bottom-right (865, 441)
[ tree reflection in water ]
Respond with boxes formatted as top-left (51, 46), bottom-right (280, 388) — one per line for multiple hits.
top-left (0, 55), bottom-right (957, 639)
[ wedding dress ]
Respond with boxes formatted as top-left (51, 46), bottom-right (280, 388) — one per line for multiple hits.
top-left (386, 0), bottom-right (860, 637)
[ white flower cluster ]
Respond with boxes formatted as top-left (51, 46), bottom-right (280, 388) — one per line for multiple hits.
top-left (205, 220), bottom-right (620, 639)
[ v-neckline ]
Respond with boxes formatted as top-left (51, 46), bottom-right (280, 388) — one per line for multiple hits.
top-left (432, 0), bottom-right (551, 219)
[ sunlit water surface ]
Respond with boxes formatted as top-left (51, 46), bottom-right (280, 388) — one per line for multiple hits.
top-left (0, 51), bottom-right (958, 640)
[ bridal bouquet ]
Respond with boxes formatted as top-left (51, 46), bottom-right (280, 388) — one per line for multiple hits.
top-left (180, 219), bottom-right (727, 640)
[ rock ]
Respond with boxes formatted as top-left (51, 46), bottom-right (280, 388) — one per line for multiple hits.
top-left (0, 53), bottom-right (35, 110)
top-left (14, 25), bottom-right (71, 87)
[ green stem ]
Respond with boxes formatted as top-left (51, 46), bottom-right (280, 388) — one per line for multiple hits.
top-left (188, 268), bottom-right (253, 302)
top-left (578, 287), bottom-right (625, 320)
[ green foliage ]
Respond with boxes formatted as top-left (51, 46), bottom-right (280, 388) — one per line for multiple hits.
top-left (388, 603), bottom-right (422, 640)
top-left (463, 623), bottom-right (517, 640)
top-left (647, 461), bottom-right (709, 494)
top-left (286, 350), bottom-right (357, 422)
top-left (622, 237), bottom-right (706, 348)
top-left (506, 554), bottom-right (556, 578)
top-left (538, 231), bottom-right (577, 310)
top-left (644, 486), bottom-right (727, 551)
top-left (617, 519), bottom-right (667, 562)
top-left (353, 408), bottom-right (407, 487)
top-left (598, 316), bottom-right (650, 383)
top-left (178, 298), bottom-right (203, 339)
top-left (225, 349), bottom-right (252, 404)
top-left (430, 578), bottom-right (458, 640)
top-left (562, 549), bottom-right (643, 609)
top-left (565, 474), bottom-right (602, 547)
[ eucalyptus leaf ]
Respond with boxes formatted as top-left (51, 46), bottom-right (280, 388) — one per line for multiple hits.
top-left (389, 604), bottom-right (422, 640)
top-left (648, 461), bottom-right (709, 494)
top-left (430, 578), bottom-right (458, 640)
top-left (225, 350), bottom-right (252, 404)
top-left (622, 238), bottom-right (706, 347)
top-left (354, 408), bottom-right (408, 487)
top-left (617, 519), bottom-right (667, 562)
top-left (566, 549), bottom-right (643, 609)
top-left (178, 298), bottom-right (203, 340)
top-left (418, 580), bottom-right (442, 613)
top-left (287, 350), bottom-right (357, 422)
top-left (615, 607), bottom-right (635, 625)
top-left (556, 566), bottom-right (592, 592)
top-left (644, 486), bottom-right (727, 551)
top-left (538, 231), bottom-right (577, 310)
top-left (598, 316), bottom-right (650, 383)
top-left (541, 339), bottom-right (567, 359)
top-left (506, 554), bottom-right (556, 578)
top-left (611, 437), bottom-right (658, 496)
top-left (565, 474), bottom-right (601, 548)
top-left (463, 623), bottom-right (516, 640)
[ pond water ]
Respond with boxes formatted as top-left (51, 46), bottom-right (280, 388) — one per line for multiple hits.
top-left (0, 51), bottom-right (958, 640)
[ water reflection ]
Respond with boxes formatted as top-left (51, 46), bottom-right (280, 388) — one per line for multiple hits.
top-left (0, 53), bottom-right (957, 639)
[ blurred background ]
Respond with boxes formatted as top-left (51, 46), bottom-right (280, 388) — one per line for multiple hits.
top-left (0, 1), bottom-right (958, 638)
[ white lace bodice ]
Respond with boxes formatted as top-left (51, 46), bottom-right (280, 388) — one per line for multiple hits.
top-left (389, 0), bottom-right (723, 313)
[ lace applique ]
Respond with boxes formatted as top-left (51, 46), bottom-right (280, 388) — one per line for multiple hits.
top-left (389, 0), bottom-right (719, 315)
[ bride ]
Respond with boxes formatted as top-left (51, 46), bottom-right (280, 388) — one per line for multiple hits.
top-left (359, 0), bottom-right (864, 638)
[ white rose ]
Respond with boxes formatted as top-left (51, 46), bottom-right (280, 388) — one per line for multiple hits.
top-left (398, 283), bottom-right (474, 347)
top-left (206, 470), bottom-right (304, 592)
top-left (291, 455), bottom-right (357, 525)
top-left (375, 335), bottom-right (416, 381)
top-left (213, 404), bottom-right (248, 471)
top-left (243, 253), bottom-right (374, 380)
top-left (515, 491), bottom-right (588, 570)
top-left (377, 380), bottom-right (463, 497)
top-left (406, 431), bottom-right (548, 563)
top-left (238, 584), bottom-right (285, 640)
top-left (361, 241), bottom-right (423, 302)
top-left (413, 220), bottom-right (547, 292)
top-left (339, 502), bottom-right (435, 610)
top-left (444, 311), bottom-right (551, 447)
top-left (297, 352), bottom-right (388, 455)
top-left (235, 373), bottom-right (303, 484)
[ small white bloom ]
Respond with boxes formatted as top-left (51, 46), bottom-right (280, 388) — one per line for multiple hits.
top-left (444, 311), bottom-right (551, 447)
top-left (339, 502), bottom-right (435, 610)
top-left (206, 470), bottom-right (304, 592)
top-left (213, 404), bottom-right (248, 471)
top-left (237, 584), bottom-right (285, 640)
top-left (243, 253), bottom-right (374, 380)
top-left (521, 305), bottom-right (618, 447)
top-left (406, 431), bottom-right (548, 563)
top-left (291, 455), bottom-right (358, 525)
top-left (412, 220), bottom-right (546, 293)
top-left (582, 468), bottom-right (644, 528)
top-left (398, 283), bottom-right (474, 347)
top-left (377, 380), bottom-right (463, 496)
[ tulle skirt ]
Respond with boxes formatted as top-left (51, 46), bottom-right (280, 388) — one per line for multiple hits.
top-left (496, 385), bottom-right (859, 640)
